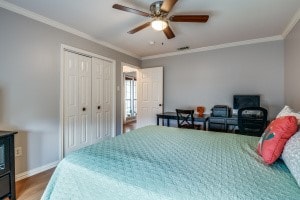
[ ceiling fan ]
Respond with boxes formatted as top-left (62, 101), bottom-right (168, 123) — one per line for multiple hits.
top-left (112, 0), bottom-right (209, 39)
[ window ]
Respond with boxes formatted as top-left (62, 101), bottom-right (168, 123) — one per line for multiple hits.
top-left (125, 76), bottom-right (137, 118)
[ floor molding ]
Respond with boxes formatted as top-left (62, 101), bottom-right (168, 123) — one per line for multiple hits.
top-left (15, 161), bottom-right (59, 182)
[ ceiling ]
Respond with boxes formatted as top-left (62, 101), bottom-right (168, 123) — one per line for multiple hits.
top-left (3, 0), bottom-right (300, 58)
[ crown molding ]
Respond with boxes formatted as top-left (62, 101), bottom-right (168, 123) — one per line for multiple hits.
top-left (141, 35), bottom-right (283, 60)
top-left (142, 7), bottom-right (299, 60)
top-left (282, 8), bottom-right (300, 38)
top-left (0, 0), bottom-right (140, 59)
top-left (1, 0), bottom-right (298, 61)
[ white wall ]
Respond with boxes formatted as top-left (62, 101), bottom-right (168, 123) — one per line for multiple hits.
top-left (284, 21), bottom-right (300, 111)
top-left (0, 8), bottom-right (140, 175)
top-left (142, 41), bottom-right (284, 119)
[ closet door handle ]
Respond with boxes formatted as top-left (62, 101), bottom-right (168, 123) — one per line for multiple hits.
top-left (97, 106), bottom-right (101, 110)
top-left (82, 107), bottom-right (86, 111)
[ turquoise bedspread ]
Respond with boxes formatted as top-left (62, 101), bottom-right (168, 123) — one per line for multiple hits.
top-left (42, 126), bottom-right (300, 200)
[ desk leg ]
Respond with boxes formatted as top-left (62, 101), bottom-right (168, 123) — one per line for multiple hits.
top-left (203, 122), bottom-right (206, 131)
top-left (167, 119), bottom-right (170, 127)
top-left (157, 116), bottom-right (159, 126)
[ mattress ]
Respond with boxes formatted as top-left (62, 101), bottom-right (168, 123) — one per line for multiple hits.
top-left (42, 125), bottom-right (300, 200)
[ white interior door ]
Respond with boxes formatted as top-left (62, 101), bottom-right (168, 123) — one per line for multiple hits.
top-left (61, 46), bottom-right (116, 158)
top-left (102, 60), bottom-right (113, 139)
top-left (63, 51), bottom-right (91, 154)
top-left (137, 67), bottom-right (163, 128)
top-left (77, 55), bottom-right (92, 146)
top-left (91, 57), bottom-right (113, 143)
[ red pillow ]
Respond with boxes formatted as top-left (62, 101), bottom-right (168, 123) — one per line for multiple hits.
top-left (257, 116), bottom-right (298, 164)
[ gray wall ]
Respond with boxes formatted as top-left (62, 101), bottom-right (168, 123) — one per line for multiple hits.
top-left (284, 21), bottom-right (300, 111)
top-left (0, 8), bottom-right (140, 175)
top-left (142, 41), bottom-right (284, 119)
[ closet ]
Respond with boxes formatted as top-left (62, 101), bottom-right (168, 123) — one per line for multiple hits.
top-left (63, 50), bottom-right (114, 155)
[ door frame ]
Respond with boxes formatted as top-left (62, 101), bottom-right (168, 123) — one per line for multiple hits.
top-left (120, 63), bottom-right (139, 134)
top-left (59, 44), bottom-right (116, 160)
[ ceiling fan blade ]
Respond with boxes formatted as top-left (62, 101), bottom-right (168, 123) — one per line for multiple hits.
top-left (128, 22), bottom-right (151, 34)
top-left (161, 0), bottom-right (178, 13)
top-left (112, 4), bottom-right (151, 17)
top-left (169, 15), bottom-right (209, 22)
top-left (163, 26), bottom-right (175, 39)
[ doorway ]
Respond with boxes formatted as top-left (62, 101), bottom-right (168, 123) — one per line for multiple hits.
top-left (122, 64), bottom-right (138, 133)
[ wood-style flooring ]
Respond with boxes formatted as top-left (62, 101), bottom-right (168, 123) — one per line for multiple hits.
top-left (123, 121), bottom-right (137, 133)
top-left (14, 168), bottom-right (55, 200)
top-left (7, 123), bottom-right (136, 200)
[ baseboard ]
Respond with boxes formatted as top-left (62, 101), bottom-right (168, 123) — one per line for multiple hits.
top-left (15, 160), bottom-right (59, 182)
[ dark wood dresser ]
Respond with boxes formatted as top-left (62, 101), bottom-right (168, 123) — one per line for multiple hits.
top-left (0, 131), bottom-right (17, 200)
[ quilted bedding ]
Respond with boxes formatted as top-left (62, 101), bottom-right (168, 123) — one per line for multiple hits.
top-left (42, 125), bottom-right (300, 200)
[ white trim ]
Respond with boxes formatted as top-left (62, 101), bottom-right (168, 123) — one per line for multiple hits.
top-left (0, 0), bottom-right (140, 59)
top-left (141, 35), bottom-right (283, 60)
top-left (112, 60), bottom-right (117, 137)
top-left (120, 63), bottom-right (139, 134)
top-left (121, 72), bottom-right (124, 135)
top-left (60, 44), bottom-right (117, 157)
top-left (282, 8), bottom-right (300, 38)
top-left (61, 44), bottom-right (116, 63)
top-left (15, 161), bottom-right (59, 182)
top-left (1, 0), bottom-right (298, 60)
top-left (59, 46), bottom-right (64, 161)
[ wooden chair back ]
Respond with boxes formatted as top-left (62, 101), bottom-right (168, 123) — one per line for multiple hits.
top-left (176, 109), bottom-right (195, 129)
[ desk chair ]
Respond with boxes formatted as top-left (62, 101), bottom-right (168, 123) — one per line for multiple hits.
top-left (237, 107), bottom-right (268, 137)
top-left (176, 109), bottom-right (202, 129)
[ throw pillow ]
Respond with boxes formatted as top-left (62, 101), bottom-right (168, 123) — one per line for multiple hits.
top-left (257, 116), bottom-right (298, 164)
top-left (277, 105), bottom-right (300, 125)
top-left (282, 130), bottom-right (300, 187)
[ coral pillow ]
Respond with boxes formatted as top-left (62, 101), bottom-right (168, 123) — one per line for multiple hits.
top-left (257, 116), bottom-right (298, 164)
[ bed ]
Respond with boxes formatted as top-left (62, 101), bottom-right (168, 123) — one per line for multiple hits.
top-left (42, 125), bottom-right (300, 200)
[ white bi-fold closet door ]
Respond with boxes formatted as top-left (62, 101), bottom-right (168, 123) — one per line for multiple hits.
top-left (63, 50), bottom-right (114, 155)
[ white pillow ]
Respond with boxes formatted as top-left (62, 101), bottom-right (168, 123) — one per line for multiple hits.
top-left (277, 105), bottom-right (300, 124)
top-left (282, 129), bottom-right (300, 187)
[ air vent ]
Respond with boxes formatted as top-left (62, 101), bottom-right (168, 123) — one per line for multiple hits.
top-left (177, 46), bottom-right (190, 51)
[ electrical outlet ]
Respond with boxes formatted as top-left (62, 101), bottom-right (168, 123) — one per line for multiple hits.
top-left (15, 147), bottom-right (22, 157)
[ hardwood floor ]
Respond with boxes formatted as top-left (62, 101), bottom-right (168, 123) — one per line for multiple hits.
top-left (123, 121), bottom-right (137, 133)
top-left (8, 125), bottom-right (135, 200)
top-left (14, 168), bottom-right (55, 200)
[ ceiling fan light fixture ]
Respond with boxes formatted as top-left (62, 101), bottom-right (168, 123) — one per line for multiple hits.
top-left (151, 19), bottom-right (168, 31)
top-left (113, 1), bottom-right (209, 39)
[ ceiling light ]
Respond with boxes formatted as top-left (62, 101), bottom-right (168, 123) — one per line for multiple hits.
top-left (151, 19), bottom-right (168, 31)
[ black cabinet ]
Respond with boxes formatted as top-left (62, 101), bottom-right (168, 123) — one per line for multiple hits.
top-left (208, 116), bottom-right (238, 132)
top-left (0, 131), bottom-right (17, 200)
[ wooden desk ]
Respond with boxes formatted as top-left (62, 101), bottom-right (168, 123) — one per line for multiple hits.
top-left (156, 112), bottom-right (209, 130)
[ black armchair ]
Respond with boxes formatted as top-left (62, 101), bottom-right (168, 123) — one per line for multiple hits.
top-left (237, 107), bottom-right (268, 136)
